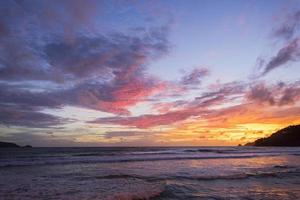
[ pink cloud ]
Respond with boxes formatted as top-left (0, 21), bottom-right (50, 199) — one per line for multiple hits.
top-left (247, 81), bottom-right (300, 106)
top-left (92, 108), bottom-right (205, 128)
top-left (90, 81), bottom-right (245, 128)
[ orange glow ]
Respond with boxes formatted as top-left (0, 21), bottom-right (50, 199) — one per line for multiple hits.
top-left (159, 103), bottom-right (300, 145)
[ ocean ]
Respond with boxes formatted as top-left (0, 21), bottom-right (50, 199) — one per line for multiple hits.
top-left (1, 147), bottom-right (300, 200)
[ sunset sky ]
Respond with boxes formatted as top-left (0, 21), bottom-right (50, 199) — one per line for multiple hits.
top-left (1, 0), bottom-right (300, 146)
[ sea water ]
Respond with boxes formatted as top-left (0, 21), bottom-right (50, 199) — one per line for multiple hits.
top-left (1, 147), bottom-right (300, 199)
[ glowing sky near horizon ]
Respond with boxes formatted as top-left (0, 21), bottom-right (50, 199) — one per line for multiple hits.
top-left (0, 0), bottom-right (300, 146)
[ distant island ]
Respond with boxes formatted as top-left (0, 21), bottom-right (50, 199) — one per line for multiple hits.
top-left (0, 141), bottom-right (32, 148)
top-left (245, 124), bottom-right (300, 146)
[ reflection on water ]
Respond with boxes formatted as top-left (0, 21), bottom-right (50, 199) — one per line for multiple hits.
top-left (0, 147), bottom-right (300, 199)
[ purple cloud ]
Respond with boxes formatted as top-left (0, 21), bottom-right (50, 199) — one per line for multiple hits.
top-left (0, 0), bottom-right (172, 128)
top-left (262, 38), bottom-right (300, 75)
top-left (247, 82), bottom-right (300, 106)
top-left (247, 83), bottom-right (275, 105)
top-left (279, 84), bottom-right (300, 106)
top-left (272, 10), bottom-right (300, 40)
top-left (0, 104), bottom-right (67, 128)
top-left (181, 67), bottom-right (209, 86)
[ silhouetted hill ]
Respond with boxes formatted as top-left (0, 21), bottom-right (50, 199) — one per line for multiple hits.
top-left (0, 141), bottom-right (20, 148)
top-left (245, 125), bottom-right (300, 146)
top-left (0, 141), bottom-right (32, 148)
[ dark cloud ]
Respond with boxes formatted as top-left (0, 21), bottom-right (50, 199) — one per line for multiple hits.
top-left (247, 82), bottom-right (300, 106)
top-left (272, 10), bottom-right (300, 40)
top-left (43, 31), bottom-right (169, 82)
top-left (0, 0), bottom-right (171, 128)
top-left (262, 38), bottom-right (300, 75)
top-left (0, 27), bottom-right (170, 120)
top-left (247, 83), bottom-right (275, 105)
top-left (0, 0), bottom-right (170, 82)
top-left (0, 83), bottom-right (67, 128)
top-left (255, 10), bottom-right (300, 76)
top-left (0, 0), bottom-right (103, 81)
top-left (0, 0), bottom-right (101, 38)
top-left (196, 81), bottom-right (245, 101)
top-left (0, 38), bottom-right (50, 81)
top-left (181, 67), bottom-right (209, 86)
top-left (0, 84), bottom-right (61, 108)
top-left (278, 85), bottom-right (300, 106)
top-left (0, 104), bottom-right (67, 128)
top-left (0, 29), bottom-right (169, 82)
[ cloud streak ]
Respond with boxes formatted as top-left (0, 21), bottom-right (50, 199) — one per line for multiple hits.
top-left (272, 10), bottom-right (300, 40)
top-left (90, 81), bottom-right (246, 128)
top-left (181, 67), bottom-right (209, 86)
top-left (262, 38), bottom-right (300, 75)
top-left (0, 104), bottom-right (67, 128)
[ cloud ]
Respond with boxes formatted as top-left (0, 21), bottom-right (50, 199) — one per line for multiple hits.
top-left (103, 131), bottom-right (150, 139)
top-left (272, 10), bottom-right (300, 40)
top-left (0, 0), bottom-right (170, 85)
top-left (278, 84), bottom-right (300, 106)
top-left (0, 0), bottom-right (104, 81)
top-left (247, 83), bottom-right (275, 105)
top-left (262, 38), bottom-right (300, 75)
top-left (0, 0), bottom-right (172, 128)
top-left (61, 80), bottom-right (166, 115)
top-left (205, 104), bottom-right (300, 129)
top-left (247, 81), bottom-right (300, 106)
top-left (90, 81), bottom-right (246, 128)
top-left (43, 30), bottom-right (169, 82)
top-left (164, 102), bottom-right (300, 145)
top-left (0, 84), bottom-right (61, 108)
top-left (0, 29), bottom-right (170, 83)
top-left (91, 109), bottom-right (202, 128)
top-left (181, 67), bottom-right (209, 86)
top-left (151, 100), bottom-right (188, 113)
top-left (0, 75), bottom-right (166, 128)
top-left (90, 80), bottom-right (300, 129)
top-left (198, 81), bottom-right (245, 101)
top-left (0, 84), bottom-right (67, 128)
top-left (254, 10), bottom-right (300, 77)
top-left (0, 0), bottom-right (102, 38)
top-left (0, 104), bottom-right (67, 128)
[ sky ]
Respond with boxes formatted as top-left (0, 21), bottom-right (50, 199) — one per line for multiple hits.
top-left (0, 0), bottom-right (300, 147)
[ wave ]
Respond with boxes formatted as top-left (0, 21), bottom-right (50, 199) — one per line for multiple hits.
top-left (1, 153), bottom-right (300, 168)
top-left (0, 154), bottom-right (264, 168)
top-left (67, 167), bottom-right (300, 187)
top-left (184, 149), bottom-right (223, 153)
top-left (105, 184), bottom-right (165, 200)
top-left (72, 153), bottom-right (118, 157)
top-left (171, 168), bottom-right (300, 181)
top-left (184, 148), bottom-right (300, 155)
top-left (78, 174), bottom-right (167, 200)
top-left (72, 151), bottom-right (178, 157)
top-left (1, 146), bottom-right (300, 168)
